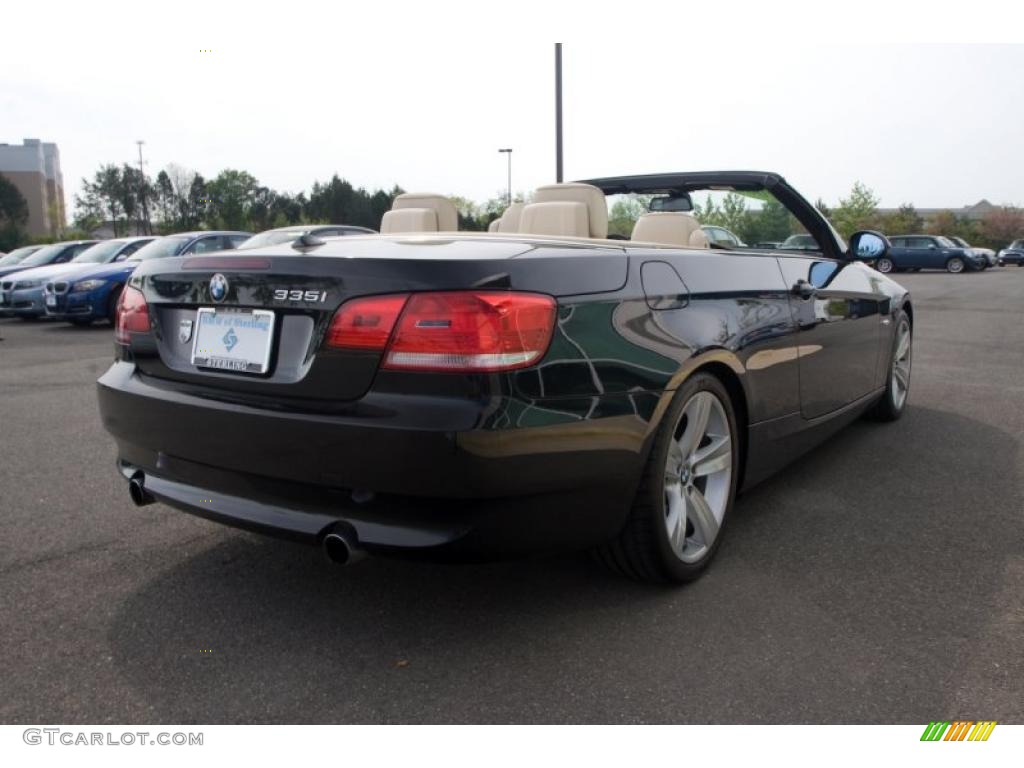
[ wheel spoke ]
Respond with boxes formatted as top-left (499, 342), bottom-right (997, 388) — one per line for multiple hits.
top-left (894, 365), bottom-right (909, 390)
top-left (896, 331), bottom-right (910, 361)
top-left (678, 393), bottom-right (712, 455)
top-left (685, 486), bottom-right (719, 547)
top-left (692, 434), bottom-right (731, 477)
top-left (664, 486), bottom-right (686, 554)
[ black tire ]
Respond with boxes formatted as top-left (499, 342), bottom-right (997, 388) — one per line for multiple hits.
top-left (876, 257), bottom-right (894, 274)
top-left (107, 286), bottom-right (123, 324)
top-left (867, 308), bottom-right (912, 422)
top-left (594, 372), bottom-right (740, 583)
top-left (946, 257), bottom-right (965, 274)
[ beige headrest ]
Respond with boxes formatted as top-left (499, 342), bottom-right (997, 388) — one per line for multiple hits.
top-left (519, 201), bottom-right (589, 238)
top-left (632, 212), bottom-right (709, 248)
top-left (381, 208), bottom-right (438, 234)
top-left (532, 183), bottom-right (608, 239)
top-left (487, 218), bottom-right (501, 232)
top-left (497, 202), bottom-right (525, 233)
top-left (391, 193), bottom-right (458, 232)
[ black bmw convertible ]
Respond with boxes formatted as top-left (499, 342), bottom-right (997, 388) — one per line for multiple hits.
top-left (97, 171), bottom-right (913, 583)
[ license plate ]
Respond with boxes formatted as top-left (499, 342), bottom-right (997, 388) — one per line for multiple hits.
top-left (45, 295), bottom-right (57, 307)
top-left (191, 308), bottom-right (275, 374)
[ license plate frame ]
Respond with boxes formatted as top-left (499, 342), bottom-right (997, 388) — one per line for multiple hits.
top-left (190, 307), bottom-right (276, 375)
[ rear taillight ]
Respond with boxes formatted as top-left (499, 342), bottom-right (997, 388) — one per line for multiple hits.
top-left (115, 285), bottom-right (150, 344)
top-left (325, 294), bottom-right (408, 350)
top-left (325, 291), bottom-right (556, 372)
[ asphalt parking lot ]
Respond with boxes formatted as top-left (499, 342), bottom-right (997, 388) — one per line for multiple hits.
top-left (1, 268), bottom-right (1022, 725)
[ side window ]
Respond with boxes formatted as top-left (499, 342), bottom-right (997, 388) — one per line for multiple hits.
top-left (907, 238), bottom-right (926, 249)
top-left (890, 238), bottom-right (906, 248)
top-left (226, 235), bottom-right (250, 248)
top-left (56, 246), bottom-right (80, 262)
top-left (118, 240), bottom-right (148, 259)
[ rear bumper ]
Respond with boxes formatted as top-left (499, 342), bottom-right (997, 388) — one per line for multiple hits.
top-left (98, 362), bottom-right (654, 558)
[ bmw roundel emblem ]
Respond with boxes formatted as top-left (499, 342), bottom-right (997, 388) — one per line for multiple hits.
top-left (209, 273), bottom-right (228, 302)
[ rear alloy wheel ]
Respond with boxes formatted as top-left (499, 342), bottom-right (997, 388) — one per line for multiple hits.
top-left (946, 257), bottom-right (965, 274)
top-left (868, 309), bottom-right (912, 421)
top-left (594, 373), bottom-right (738, 583)
top-left (876, 257), bottom-right (894, 274)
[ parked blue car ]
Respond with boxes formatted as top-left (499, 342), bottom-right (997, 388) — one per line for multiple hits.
top-left (0, 240), bottom-right (99, 316)
top-left (45, 231), bottom-right (252, 325)
top-left (871, 234), bottom-right (986, 274)
top-left (3, 237), bottom-right (154, 320)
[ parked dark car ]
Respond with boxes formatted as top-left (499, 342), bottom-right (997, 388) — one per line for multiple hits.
top-left (0, 240), bottom-right (98, 315)
top-left (236, 224), bottom-right (376, 250)
top-left (870, 235), bottom-right (985, 274)
top-left (779, 234), bottom-right (819, 250)
top-left (97, 171), bottom-right (912, 583)
top-left (47, 232), bottom-right (251, 325)
top-left (700, 225), bottom-right (746, 248)
top-left (998, 239), bottom-right (1024, 266)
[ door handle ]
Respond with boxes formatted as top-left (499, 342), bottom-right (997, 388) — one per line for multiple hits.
top-left (792, 280), bottom-right (816, 300)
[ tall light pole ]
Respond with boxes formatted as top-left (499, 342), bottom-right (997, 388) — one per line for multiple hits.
top-left (136, 140), bottom-right (151, 235)
top-left (498, 148), bottom-right (513, 206)
top-left (554, 43), bottom-right (563, 183)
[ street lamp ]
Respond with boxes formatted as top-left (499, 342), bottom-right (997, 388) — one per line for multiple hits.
top-left (498, 148), bottom-right (512, 206)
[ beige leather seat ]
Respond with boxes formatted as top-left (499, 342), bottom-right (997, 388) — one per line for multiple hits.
top-left (496, 202), bottom-right (525, 233)
top-left (380, 192), bottom-right (459, 234)
top-left (527, 183), bottom-right (608, 239)
top-left (519, 201), bottom-right (590, 238)
top-left (631, 213), bottom-right (709, 248)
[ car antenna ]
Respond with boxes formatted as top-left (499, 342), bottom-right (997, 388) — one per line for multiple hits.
top-left (292, 233), bottom-right (326, 251)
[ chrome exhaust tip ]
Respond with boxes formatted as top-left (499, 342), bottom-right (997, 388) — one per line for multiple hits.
top-left (323, 529), bottom-right (365, 566)
top-left (128, 474), bottom-right (155, 507)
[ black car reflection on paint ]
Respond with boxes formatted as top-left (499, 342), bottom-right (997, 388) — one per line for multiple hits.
top-left (97, 171), bottom-right (913, 583)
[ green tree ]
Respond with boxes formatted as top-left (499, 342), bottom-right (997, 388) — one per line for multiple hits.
top-left (980, 205), bottom-right (1024, 248)
top-left (720, 193), bottom-right (748, 234)
top-left (207, 169), bottom-right (259, 230)
top-left (926, 210), bottom-right (958, 237)
top-left (607, 195), bottom-right (649, 237)
top-left (883, 203), bottom-right (923, 235)
top-left (831, 181), bottom-right (881, 238)
top-left (0, 173), bottom-right (30, 250)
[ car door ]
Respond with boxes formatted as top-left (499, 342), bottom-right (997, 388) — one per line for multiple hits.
top-left (776, 255), bottom-right (885, 420)
top-left (888, 237), bottom-right (909, 268)
top-left (907, 236), bottom-right (939, 268)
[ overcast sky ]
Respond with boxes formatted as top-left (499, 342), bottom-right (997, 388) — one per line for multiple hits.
top-left (3, 3), bottom-right (1022, 218)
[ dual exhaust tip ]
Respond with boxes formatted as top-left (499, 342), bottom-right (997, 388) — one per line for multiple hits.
top-left (127, 472), bottom-right (365, 567)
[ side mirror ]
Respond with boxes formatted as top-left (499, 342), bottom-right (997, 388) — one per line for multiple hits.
top-left (849, 230), bottom-right (890, 262)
